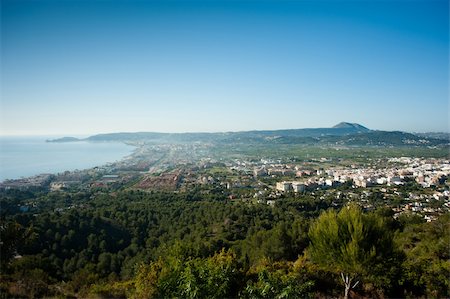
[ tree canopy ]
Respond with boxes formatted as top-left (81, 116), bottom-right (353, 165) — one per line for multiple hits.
top-left (308, 204), bottom-right (397, 298)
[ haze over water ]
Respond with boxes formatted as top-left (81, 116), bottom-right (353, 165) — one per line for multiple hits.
top-left (0, 137), bottom-right (134, 181)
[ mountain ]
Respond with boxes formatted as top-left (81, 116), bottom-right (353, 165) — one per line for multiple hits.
top-left (79, 122), bottom-right (370, 142)
top-left (240, 122), bottom-right (370, 138)
top-left (333, 122), bottom-right (369, 130)
top-left (47, 122), bottom-right (449, 147)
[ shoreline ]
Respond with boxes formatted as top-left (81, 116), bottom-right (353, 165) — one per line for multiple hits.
top-left (0, 138), bottom-right (137, 183)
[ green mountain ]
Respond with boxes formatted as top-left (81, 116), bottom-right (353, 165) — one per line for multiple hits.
top-left (47, 122), bottom-right (449, 147)
top-left (82, 122), bottom-right (370, 141)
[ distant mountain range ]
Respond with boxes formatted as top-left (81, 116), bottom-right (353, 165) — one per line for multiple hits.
top-left (48, 122), bottom-right (449, 147)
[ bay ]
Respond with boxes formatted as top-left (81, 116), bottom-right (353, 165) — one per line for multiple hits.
top-left (0, 136), bottom-right (134, 181)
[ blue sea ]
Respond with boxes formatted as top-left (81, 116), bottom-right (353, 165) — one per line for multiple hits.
top-left (0, 137), bottom-right (134, 181)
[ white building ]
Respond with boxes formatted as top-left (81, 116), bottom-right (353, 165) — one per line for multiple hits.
top-left (276, 181), bottom-right (291, 192)
top-left (292, 182), bottom-right (306, 192)
top-left (254, 166), bottom-right (268, 177)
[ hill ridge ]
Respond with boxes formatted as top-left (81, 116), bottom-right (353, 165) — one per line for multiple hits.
top-left (46, 123), bottom-right (449, 147)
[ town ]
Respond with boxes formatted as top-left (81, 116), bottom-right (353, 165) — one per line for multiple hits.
top-left (2, 142), bottom-right (449, 223)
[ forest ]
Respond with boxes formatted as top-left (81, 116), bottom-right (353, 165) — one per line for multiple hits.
top-left (1, 188), bottom-right (449, 298)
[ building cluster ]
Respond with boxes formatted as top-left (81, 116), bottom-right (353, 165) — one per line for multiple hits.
top-left (0, 174), bottom-right (53, 189)
top-left (271, 158), bottom-right (449, 191)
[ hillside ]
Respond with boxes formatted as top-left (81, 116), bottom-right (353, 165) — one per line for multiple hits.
top-left (47, 122), bottom-right (449, 147)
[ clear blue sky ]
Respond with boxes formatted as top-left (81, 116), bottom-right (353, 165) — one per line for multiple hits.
top-left (1, 0), bottom-right (448, 135)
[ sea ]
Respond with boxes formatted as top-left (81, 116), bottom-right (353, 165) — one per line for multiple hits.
top-left (0, 136), bottom-right (134, 182)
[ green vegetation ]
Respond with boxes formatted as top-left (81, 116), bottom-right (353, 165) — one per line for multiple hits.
top-left (1, 188), bottom-right (448, 298)
top-left (213, 144), bottom-right (450, 161)
top-left (308, 205), bottom-right (399, 299)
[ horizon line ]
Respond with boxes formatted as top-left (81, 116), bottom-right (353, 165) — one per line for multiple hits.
top-left (1, 128), bottom-right (449, 138)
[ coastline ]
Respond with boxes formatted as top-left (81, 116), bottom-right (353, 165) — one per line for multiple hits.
top-left (0, 137), bottom-right (137, 183)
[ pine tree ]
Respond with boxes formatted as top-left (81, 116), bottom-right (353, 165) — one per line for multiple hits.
top-left (308, 205), bottom-right (394, 299)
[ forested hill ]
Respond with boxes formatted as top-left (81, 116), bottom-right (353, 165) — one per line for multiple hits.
top-left (47, 122), bottom-right (449, 147)
top-left (86, 122), bottom-right (371, 142)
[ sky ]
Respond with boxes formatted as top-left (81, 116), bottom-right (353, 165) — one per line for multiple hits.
top-left (1, 0), bottom-right (448, 135)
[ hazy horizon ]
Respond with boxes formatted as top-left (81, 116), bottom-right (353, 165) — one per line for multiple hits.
top-left (0, 121), bottom-right (448, 137)
top-left (1, 0), bottom-right (449, 135)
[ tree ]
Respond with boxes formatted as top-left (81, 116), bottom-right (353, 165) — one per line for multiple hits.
top-left (0, 221), bottom-right (34, 270)
top-left (133, 248), bottom-right (241, 299)
top-left (242, 259), bottom-right (314, 299)
top-left (396, 213), bottom-right (450, 297)
top-left (307, 205), bottom-right (394, 299)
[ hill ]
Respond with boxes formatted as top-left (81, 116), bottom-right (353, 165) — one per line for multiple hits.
top-left (333, 122), bottom-right (369, 130)
top-left (82, 122), bottom-right (371, 141)
top-left (47, 122), bottom-right (449, 147)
